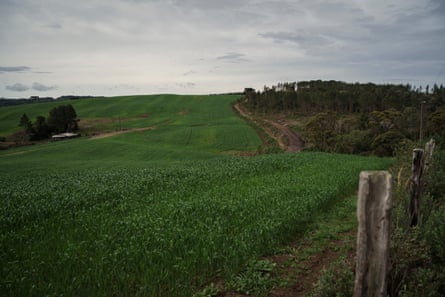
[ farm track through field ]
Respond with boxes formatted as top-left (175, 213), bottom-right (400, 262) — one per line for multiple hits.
top-left (233, 103), bottom-right (305, 152)
top-left (89, 126), bottom-right (155, 139)
top-left (217, 196), bottom-right (358, 297)
top-left (266, 231), bottom-right (355, 297)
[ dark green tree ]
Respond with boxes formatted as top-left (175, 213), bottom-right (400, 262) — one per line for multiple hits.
top-left (18, 113), bottom-right (34, 141)
top-left (427, 108), bottom-right (445, 145)
top-left (371, 130), bottom-right (405, 156)
top-left (335, 130), bottom-right (372, 154)
top-left (19, 113), bottom-right (32, 133)
top-left (30, 116), bottom-right (50, 140)
top-left (47, 104), bottom-right (79, 133)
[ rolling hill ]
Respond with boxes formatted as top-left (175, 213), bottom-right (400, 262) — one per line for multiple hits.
top-left (0, 94), bottom-right (392, 296)
top-left (0, 94), bottom-right (262, 172)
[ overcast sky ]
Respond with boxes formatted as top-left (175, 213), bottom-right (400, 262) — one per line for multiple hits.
top-left (1, 0), bottom-right (444, 98)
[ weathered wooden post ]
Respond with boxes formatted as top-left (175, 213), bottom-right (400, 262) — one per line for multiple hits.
top-left (410, 149), bottom-right (424, 227)
top-left (408, 139), bottom-right (436, 227)
top-left (354, 171), bottom-right (392, 297)
top-left (423, 139), bottom-right (435, 174)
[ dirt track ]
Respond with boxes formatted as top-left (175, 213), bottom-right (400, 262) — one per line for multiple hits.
top-left (89, 127), bottom-right (155, 140)
top-left (234, 103), bottom-right (304, 152)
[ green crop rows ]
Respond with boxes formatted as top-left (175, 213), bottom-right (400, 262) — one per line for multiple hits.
top-left (0, 94), bottom-right (262, 173)
top-left (0, 94), bottom-right (246, 136)
top-left (0, 153), bottom-right (392, 296)
top-left (0, 95), bottom-right (392, 296)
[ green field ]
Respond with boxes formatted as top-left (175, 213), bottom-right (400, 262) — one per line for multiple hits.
top-left (0, 95), bottom-right (261, 172)
top-left (0, 95), bottom-right (392, 296)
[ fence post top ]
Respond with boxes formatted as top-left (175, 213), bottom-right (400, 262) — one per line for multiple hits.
top-left (359, 170), bottom-right (391, 179)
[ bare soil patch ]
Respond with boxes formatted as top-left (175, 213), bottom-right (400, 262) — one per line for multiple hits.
top-left (265, 120), bottom-right (305, 152)
top-left (179, 109), bottom-right (189, 116)
top-left (89, 126), bottom-right (155, 140)
top-left (216, 228), bottom-right (356, 297)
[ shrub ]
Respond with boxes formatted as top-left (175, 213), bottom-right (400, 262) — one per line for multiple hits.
top-left (389, 144), bottom-right (445, 297)
top-left (388, 227), bottom-right (430, 297)
top-left (371, 130), bottom-right (406, 156)
top-left (228, 259), bottom-right (276, 296)
top-left (334, 130), bottom-right (372, 154)
top-left (423, 205), bottom-right (445, 265)
top-left (425, 151), bottom-right (445, 202)
top-left (398, 268), bottom-right (444, 297)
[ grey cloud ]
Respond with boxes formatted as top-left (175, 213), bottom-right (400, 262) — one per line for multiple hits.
top-left (259, 31), bottom-right (334, 50)
top-left (176, 82), bottom-right (196, 88)
top-left (169, 0), bottom-right (243, 11)
top-left (353, 16), bottom-right (445, 64)
top-left (6, 83), bottom-right (29, 92)
top-left (0, 0), bottom-right (16, 18)
top-left (252, 1), bottom-right (304, 16)
top-left (0, 66), bottom-right (31, 72)
top-left (108, 84), bottom-right (140, 91)
top-left (32, 82), bottom-right (57, 91)
top-left (430, 0), bottom-right (445, 16)
top-left (216, 52), bottom-right (248, 63)
top-left (1, 0), bottom-right (442, 96)
top-left (46, 23), bottom-right (62, 29)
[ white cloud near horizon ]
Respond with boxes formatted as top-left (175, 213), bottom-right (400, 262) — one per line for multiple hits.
top-left (32, 82), bottom-right (58, 92)
top-left (0, 0), bottom-right (444, 98)
top-left (0, 66), bottom-right (32, 73)
top-left (5, 82), bottom-right (58, 92)
top-left (6, 83), bottom-right (29, 92)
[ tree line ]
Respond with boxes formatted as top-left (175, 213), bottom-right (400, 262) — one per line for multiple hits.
top-left (242, 80), bottom-right (445, 156)
top-left (19, 104), bottom-right (79, 141)
top-left (244, 80), bottom-right (445, 113)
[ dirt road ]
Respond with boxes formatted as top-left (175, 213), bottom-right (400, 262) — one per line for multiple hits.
top-left (234, 103), bottom-right (304, 152)
top-left (89, 126), bottom-right (155, 140)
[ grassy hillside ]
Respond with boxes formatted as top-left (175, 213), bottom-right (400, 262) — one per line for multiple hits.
top-left (0, 94), bottom-right (254, 135)
top-left (0, 94), bottom-right (262, 172)
top-left (0, 95), bottom-right (393, 296)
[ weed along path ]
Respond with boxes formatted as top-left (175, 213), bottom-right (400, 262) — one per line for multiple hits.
top-left (89, 126), bottom-right (155, 140)
top-left (233, 103), bottom-right (305, 152)
top-left (210, 195), bottom-right (358, 297)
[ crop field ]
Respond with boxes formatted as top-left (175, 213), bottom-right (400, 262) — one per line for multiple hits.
top-left (0, 95), bottom-right (392, 296)
top-left (0, 94), bottom-right (251, 138)
top-left (0, 153), bottom-right (392, 296)
top-left (0, 94), bottom-right (261, 173)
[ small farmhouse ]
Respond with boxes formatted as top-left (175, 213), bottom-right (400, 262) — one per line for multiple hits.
top-left (51, 132), bottom-right (80, 141)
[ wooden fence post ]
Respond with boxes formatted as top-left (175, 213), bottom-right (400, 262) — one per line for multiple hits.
top-left (354, 171), bottom-right (392, 297)
top-left (423, 139), bottom-right (435, 174)
top-left (410, 149), bottom-right (424, 227)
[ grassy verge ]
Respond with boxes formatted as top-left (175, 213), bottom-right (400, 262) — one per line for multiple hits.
top-left (194, 194), bottom-right (360, 297)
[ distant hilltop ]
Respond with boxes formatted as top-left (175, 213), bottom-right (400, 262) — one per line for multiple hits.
top-left (0, 95), bottom-right (104, 107)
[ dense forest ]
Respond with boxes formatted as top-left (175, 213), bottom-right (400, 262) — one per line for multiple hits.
top-left (242, 80), bottom-right (445, 156)
top-left (242, 81), bottom-right (445, 296)
top-left (244, 80), bottom-right (445, 113)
